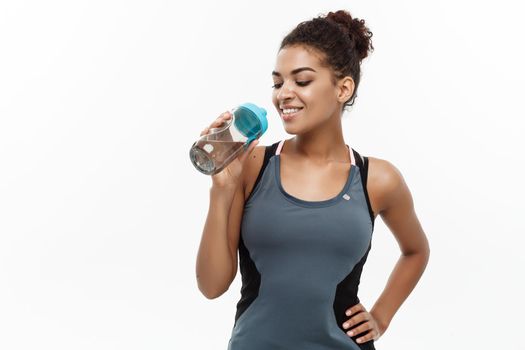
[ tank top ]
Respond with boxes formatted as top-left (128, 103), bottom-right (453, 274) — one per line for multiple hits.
top-left (227, 139), bottom-right (376, 350)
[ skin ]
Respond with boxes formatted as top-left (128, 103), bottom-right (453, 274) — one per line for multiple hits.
top-left (240, 45), bottom-right (431, 344)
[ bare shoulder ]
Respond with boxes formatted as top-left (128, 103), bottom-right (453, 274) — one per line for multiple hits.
top-left (366, 156), bottom-right (408, 215)
top-left (367, 156), bottom-right (429, 256)
top-left (242, 145), bottom-right (267, 201)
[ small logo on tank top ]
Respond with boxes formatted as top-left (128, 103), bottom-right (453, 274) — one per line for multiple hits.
top-left (342, 194), bottom-right (351, 200)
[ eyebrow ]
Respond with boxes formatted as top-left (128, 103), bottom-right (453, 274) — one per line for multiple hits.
top-left (271, 67), bottom-right (317, 77)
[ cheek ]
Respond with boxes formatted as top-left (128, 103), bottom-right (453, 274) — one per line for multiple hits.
top-left (303, 88), bottom-right (338, 118)
top-left (314, 85), bottom-right (337, 104)
top-left (299, 86), bottom-right (328, 107)
top-left (271, 90), bottom-right (279, 104)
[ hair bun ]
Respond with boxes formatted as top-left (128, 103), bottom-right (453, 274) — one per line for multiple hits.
top-left (326, 10), bottom-right (374, 60)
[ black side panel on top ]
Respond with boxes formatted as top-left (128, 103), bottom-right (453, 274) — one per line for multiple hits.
top-left (244, 141), bottom-right (280, 204)
top-left (332, 241), bottom-right (375, 350)
top-left (352, 149), bottom-right (376, 230)
top-left (363, 156), bottom-right (375, 228)
top-left (234, 236), bottom-right (260, 326)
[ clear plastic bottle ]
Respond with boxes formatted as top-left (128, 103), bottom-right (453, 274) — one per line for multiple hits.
top-left (189, 103), bottom-right (268, 175)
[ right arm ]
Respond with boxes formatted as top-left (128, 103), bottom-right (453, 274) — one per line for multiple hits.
top-left (194, 110), bottom-right (257, 299)
top-left (196, 181), bottom-right (245, 299)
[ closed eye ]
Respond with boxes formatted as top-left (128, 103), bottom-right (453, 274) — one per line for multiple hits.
top-left (296, 81), bottom-right (312, 87)
top-left (271, 81), bottom-right (312, 89)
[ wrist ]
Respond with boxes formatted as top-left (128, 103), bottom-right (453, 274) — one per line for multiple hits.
top-left (370, 308), bottom-right (390, 335)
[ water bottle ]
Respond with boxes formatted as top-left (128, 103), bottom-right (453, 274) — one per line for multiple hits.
top-left (189, 102), bottom-right (268, 175)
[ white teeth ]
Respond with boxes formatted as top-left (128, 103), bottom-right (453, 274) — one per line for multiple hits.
top-left (282, 108), bottom-right (301, 114)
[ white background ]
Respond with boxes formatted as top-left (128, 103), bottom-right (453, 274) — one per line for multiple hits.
top-left (1, 0), bottom-right (524, 349)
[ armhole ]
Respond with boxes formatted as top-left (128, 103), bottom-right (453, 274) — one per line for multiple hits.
top-left (352, 149), bottom-right (376, 230)
top-left (244, 141), bottom-right (280, 204)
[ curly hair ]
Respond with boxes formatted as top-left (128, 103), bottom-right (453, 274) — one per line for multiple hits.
top-left (279, 10), bottom-right (374, 111)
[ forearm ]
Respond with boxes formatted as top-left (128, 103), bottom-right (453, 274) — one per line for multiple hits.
top-left (195, 188), bottom-right (236, 299)
top-left (370, 250), bottom-right (430, 332)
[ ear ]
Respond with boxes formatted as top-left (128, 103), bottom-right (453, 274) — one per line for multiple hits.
top-left (336, 76), bottom-right (355, 103)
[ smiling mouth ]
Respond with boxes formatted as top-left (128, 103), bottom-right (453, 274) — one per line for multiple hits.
top-left (280, 107), bottom-right (303, 120)
top-left (280, 106), bottom-right (303, 113)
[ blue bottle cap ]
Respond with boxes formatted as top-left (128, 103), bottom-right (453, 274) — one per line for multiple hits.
top-left (233, 103), bottom-right (268, 144)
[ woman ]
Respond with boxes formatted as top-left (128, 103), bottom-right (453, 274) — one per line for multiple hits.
top-left (196, 10), bottom-right (430, 349)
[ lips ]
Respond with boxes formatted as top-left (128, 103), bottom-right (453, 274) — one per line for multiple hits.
top-left (280, 107), bottom-right (303, 122)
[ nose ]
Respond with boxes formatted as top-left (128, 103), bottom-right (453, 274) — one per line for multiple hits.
top-left (276, 81), bottom-right (295, 101)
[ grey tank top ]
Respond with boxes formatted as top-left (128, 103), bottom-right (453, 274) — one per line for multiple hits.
top-left (228, 139), bottom-right (376, 350)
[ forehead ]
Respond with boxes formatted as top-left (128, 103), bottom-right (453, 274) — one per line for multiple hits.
top-left (273, 45), bottom-right (325, 73)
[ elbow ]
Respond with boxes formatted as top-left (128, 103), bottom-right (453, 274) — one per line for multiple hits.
top-left (419, 245), bottom-right (431, 268)
top-left (196, 266), bottom-right (236, 300)
top-left (421, 245), bottom-right (431, 262)
top-left (200, 286), bottom-right (227, 300)
top-left (402, 245), bottom-right (430, 265)
top-left (197, 278), bottom-right (229, 300)
top-left (424, 241), bottom-right (431, 261)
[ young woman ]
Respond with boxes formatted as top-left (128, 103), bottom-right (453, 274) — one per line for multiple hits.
top-left (196, 10), bottom-right (430, 349)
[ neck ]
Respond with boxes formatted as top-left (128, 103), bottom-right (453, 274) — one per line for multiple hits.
top-left (286, 116), bottom-right (350, 163)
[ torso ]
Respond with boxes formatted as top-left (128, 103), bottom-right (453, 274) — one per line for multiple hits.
top-left (243, 144), bottom-right (381, 219)
top-left (230, 139), bottom-right (379, 349)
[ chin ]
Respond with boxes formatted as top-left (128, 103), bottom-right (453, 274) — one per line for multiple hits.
top-left (282, 122), bottom-right (309, 136)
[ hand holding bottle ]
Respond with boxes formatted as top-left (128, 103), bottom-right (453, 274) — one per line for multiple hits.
top-left (190, 102), bottom-right (267, 182)
top-left (198, 111), bottom-right (259, 191)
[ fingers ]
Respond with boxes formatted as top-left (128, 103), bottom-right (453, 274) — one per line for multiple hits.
top-left (355, 329), bottom-right (379, 344)
top-left (345, 318), bottom-right (372, 338)
top-left (341, 302), bottom-right (381, 344)
top-left (200, 127), bottom-right (210, 136)
top-left (200, 111), bottom-right (233, 136)
top-left (341, 302), bottom-right (375, 343)
top-left (345, 302), bottom-right (365, 316)
top-left (342, 310), bottom-right (369, 330)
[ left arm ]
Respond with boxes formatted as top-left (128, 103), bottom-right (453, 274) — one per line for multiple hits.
top-left (370, 158), bottom-right (431, 333)
top-left (343, 158), bottom-right (431, 343)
